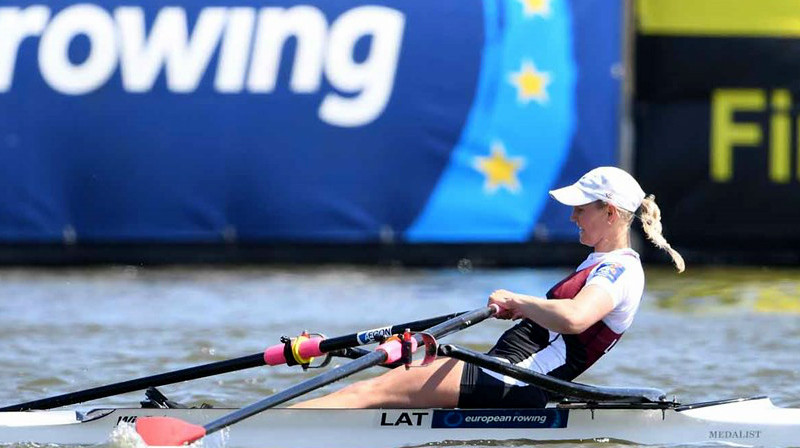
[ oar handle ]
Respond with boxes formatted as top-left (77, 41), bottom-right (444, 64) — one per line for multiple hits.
top-left (421, 304), bottom-right (499, 340)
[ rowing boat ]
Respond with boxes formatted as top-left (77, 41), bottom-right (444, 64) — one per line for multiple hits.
top-left (3, 308), bottom-right (798, 447)
top-left (1, 396), bottom-right (798, 447)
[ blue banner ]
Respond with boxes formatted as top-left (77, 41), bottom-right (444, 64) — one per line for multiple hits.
top-left (0, 0), bottom-right (621, 243)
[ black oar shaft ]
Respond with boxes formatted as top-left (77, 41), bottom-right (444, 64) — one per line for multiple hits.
top-left (318, 312), bottom-right (464, 352)
top-left (1, 312), bottom-right (466, 412)
top-left (205, 351), bottom-right (386, 434)
top-left (200, 306), bottom-right (497, 438)
top-left (416, 306), bottom-right (497, 341)
top-left (0, 354), bottom-right (266, 412)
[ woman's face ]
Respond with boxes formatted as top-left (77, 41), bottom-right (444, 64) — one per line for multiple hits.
top-left (570, 201), bottom-right (610, 247)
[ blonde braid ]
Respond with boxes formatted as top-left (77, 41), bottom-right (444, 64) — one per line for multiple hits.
top-left (639, 195), bottom-right (685, 273)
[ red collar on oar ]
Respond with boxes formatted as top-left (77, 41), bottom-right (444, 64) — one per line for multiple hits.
top-left (135, 305), bottom-right (499, 446)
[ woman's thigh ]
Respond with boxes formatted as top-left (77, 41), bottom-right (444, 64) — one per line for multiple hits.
top-left (359, 358), bottom-right (465, 408)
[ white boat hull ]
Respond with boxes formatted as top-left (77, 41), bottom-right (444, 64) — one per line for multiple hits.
top-left (0, 397), bottom-right (798, 447)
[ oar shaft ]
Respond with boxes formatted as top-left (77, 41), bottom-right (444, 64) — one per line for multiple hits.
top-left (199, 306), bottom-right (498, 439)
top-left (318, 312), bottom-right (464, 352)
top-left (0, 354), bottom-right (265, 412)
top-left (1, 312), bottom-right (464, 411)
top-left (416, 305), bottom-right (498, 341)
top-left (205, 351), bottom-right (386, 434)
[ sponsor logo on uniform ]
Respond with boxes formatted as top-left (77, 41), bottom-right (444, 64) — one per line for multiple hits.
top-left (593, 262), bottom-right (625, 283)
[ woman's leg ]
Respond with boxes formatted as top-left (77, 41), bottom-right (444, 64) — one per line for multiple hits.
top-left (289, 358), bottom-right (464, 409)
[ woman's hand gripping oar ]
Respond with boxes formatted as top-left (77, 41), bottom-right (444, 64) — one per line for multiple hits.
top-left (134, 305), bottom-right (500, 446)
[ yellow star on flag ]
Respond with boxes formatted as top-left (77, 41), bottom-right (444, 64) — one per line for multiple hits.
top-left (472, 142), bottom-right (526, 194)
top-left (517, 0), bottom-right (551, 18)
top-left (509, 60), bottom-right (551, 105)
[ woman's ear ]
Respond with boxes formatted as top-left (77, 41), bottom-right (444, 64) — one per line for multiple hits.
top-left (606, 204), bottom-right (617, 222)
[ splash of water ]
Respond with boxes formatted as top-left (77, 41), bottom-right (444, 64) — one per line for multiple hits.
top-left (106, 422), bottom-right (229, 448)
top-left (106, 422), bottom-right (147, 448)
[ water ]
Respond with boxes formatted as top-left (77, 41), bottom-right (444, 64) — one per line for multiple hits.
top-left (0, 265), bottom-right (799, 447)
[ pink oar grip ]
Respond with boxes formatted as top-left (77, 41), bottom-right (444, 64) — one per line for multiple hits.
top-left (263, 338), bottom-right (324, 366)
top-left (376, 338), bottom-right (418, 364)
top-left (263, 344), bottom-right (287, 366)
top-left (297, 338), bottom-right (323, 359)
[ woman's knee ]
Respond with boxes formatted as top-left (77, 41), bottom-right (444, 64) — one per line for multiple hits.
top-left (335, 378), bottom-right (381, 400)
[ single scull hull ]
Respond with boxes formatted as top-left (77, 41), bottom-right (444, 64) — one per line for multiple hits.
top-left (0, 397), bottom-right (797, 447)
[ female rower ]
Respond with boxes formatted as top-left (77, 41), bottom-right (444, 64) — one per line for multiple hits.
top-left (292, 166), bottom-right (684, 409)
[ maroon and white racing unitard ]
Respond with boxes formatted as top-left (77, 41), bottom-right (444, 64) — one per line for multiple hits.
top-left (482, 248), bottom-right (645, 385)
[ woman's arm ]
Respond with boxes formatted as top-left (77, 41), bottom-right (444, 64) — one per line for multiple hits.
top-left (489, 285), bottom-right (614, 334)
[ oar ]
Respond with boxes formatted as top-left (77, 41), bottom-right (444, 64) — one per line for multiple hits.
top-left (328, 347), bottom-right (405, 368)
top-left (0, 311), bottom-right (465, 411)
top-left (439, 344), bottom-right (666, 403)
top-left (135, 305), bottom-right (499, 446)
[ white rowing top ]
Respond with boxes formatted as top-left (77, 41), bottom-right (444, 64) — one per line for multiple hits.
top-left (577, 248), bottom-right (644, 334)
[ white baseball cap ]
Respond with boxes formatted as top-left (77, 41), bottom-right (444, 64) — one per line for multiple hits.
top-left (548, 166), bottom-right (645, 213)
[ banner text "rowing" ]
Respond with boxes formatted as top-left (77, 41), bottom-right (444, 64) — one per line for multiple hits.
top-left (0, 4), bottom-right (405, 127)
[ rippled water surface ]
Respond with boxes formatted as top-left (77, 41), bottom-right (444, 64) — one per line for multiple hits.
top-left (0, 265), bottom-right (799, 447)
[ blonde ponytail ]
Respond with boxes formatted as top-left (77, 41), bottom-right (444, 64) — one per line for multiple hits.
top-left (639, 195), bottom-right (685, 273)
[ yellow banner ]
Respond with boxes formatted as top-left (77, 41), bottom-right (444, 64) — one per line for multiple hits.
top-left (637, 0), bottom-right (800, 37)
